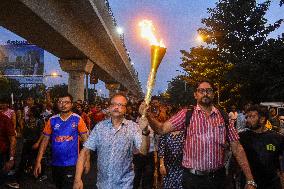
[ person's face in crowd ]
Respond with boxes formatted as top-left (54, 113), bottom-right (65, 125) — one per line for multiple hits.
top-left (57, 96), bottom-right (73, 113)
top-left (76, 100), bottom-right (83, 105)
top-left (109, 95), bottom-right (127, 118)
top-left (104, 102), bottom-right (109, 109)
top-left (231, 105), bottom-right (236, 112)
top-left (149, 100), bottom-right (160, 115)
top-left (194, 82), bottom-right (214, 107)
top-left (126, 105), bottom-right (133, 114)
top-left (269, 108), bottom-right (277, 117)
top-left (259, 116), bottom-right (267, 126)
top-left (279, 116), bottom-right (284, 127)
top-left (76, 105), bottom-right (83, 113)
top-left (26, 97), bottom-right (34, 107)
top-left (96, 105), bottom-right (102, 112)
top-left (246, 110), bottom-right (259, 129)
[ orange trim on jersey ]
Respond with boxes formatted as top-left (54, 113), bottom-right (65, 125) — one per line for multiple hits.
top-left (43, 119), bottom-right (52, 135)
top-left (78, 117), bottom-right (88, 134)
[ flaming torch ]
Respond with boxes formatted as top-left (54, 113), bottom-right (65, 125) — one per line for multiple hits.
top-left (139, 20), bottom-right (167, 110)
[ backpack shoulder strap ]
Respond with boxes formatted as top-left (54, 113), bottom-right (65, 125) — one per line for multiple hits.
top-left (185, 108), bottom-right (194, 128)
top-left (218, 108), bottom-right (229, 129)
top-left (218, 108), bottom-right (230, 142)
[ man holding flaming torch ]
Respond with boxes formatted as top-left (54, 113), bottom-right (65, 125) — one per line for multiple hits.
top-left (138, 20), bottom-right (256, 189)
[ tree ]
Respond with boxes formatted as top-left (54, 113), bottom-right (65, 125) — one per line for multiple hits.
top-left (0, 76), bottom-right (21, 99)
top-left (180, 0), bottom-right (284, 106)
top-left (180, 47), bottom-right (237, 106)
top-left (198, 0), bottom-right (283, 65)
top-left (164, 76), bottom-right (195, 107)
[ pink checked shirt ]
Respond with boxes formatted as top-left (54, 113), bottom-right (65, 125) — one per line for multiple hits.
top-left (169, 105), bottom-right (239, 171)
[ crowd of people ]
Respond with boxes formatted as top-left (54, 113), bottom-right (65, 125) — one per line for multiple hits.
top-left (0, 80), bottom-right (284, 189)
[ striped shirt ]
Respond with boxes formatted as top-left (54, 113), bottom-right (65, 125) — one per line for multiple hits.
top-left (169, 105), bottom-right (239, 171)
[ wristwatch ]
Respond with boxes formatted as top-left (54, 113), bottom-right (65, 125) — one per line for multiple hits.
top-left (142, 129), bottom-right (150, 136)
top-left (246, 180), bottom-right (257, 188)
top-left (9, 156), bottom-right (15, 161)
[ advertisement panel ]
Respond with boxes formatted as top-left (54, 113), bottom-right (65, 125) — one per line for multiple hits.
top-left (0, 41), bottom-right (44, 84)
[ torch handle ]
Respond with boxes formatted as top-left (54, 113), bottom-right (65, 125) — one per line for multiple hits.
top-left (142, 70), bottom-right (157, 116)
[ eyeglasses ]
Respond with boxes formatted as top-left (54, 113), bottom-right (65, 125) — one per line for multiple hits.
top-left (196, 88), bottom-right (214, 95)
top-left (57, 101), bottom-right (71, 105)
top-left (111, 103), bottom-right (127, 108)
top-left (245, 115), bottom-right (258, 119)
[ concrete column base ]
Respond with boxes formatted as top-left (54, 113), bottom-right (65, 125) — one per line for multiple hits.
top-left (68, 71), bottom-right (85, 101)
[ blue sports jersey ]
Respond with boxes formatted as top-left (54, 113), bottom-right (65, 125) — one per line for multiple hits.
top-left (43, 113), bottom-right (88, 166)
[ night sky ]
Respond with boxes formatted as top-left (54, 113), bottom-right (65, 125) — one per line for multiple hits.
top-left (0, 0), bottom-right (283, 96)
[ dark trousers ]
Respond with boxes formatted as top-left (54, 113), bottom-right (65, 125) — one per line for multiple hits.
top-left (0, 151), bottom-right (7, 185)
top-left (52, 166), bottom-right (76, 189)
top-left (17, 140), bottom-right (44, 178)
top-left (182, 168), bottom-right (226, 189)
top-left (258, 177), bottom-right (282, 189)
top-left (133, 152), bottom-right (155, 189)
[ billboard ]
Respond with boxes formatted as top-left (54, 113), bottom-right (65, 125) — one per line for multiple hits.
top-left (0, 41), bottom-right (44, 84)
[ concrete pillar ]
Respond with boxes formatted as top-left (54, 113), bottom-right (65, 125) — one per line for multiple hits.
top-left (105, 83), bottom-right (120, 98)
top-left (59, 59), bottom-right (93, 101)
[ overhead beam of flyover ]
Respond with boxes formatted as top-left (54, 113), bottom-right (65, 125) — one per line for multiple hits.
top-left (0, 0), bottom-right (143, 98)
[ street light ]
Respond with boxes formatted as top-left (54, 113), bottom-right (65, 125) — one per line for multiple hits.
top-left (196, 34), bottom-right (204, 42)
top-left (48, 72), bottom-right (62, 77)
top-left (116, 26), bottom-right (124, 35)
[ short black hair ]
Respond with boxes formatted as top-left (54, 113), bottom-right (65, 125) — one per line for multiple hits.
top-left (57, 93), bottom-right (73, 102)
top-left (194, 80), bottom-right (215, 91)
top-left (245, 104), bottom-right (259, 114)
top-left (246, 105), bottom-right (269, 120)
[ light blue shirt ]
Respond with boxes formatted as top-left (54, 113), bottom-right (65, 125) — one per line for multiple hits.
top-left (84, 118), bottom-right (142, 189)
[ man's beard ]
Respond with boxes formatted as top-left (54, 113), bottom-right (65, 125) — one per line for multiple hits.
top-left (199, 96), bottom-right (213, 107)
top-left (250, 124), bottom-right (261, 130)
top-left (61, 109), bottom-right (71, 113)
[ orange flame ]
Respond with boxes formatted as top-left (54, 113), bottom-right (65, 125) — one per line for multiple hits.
top-left (139, 19), bottom-right (165, 47)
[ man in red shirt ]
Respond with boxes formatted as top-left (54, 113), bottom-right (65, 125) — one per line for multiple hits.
top-left (140, 80), bottom-right (256, 189)
top-left (0, 109), bottom-right (16, 186)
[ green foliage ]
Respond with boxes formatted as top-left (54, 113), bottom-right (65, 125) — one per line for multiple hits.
top-left (199, 0), bottom-right (283, 64)
top-left (165, 76), bottom-right (195, 106)
top-left (180, 47), bottom-right (237, 106)
top-left (176, 0), bottom-right (284, 106)
top-left (0, 77), bottom-right (21, 99)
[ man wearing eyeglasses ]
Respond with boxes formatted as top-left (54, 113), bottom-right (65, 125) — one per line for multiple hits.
top-left (73, 93), bottom-right (150, 189)
top-left (140, 80), bottom-right (256, 189)
top-left (34, 93), bottom-right (88, 189)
